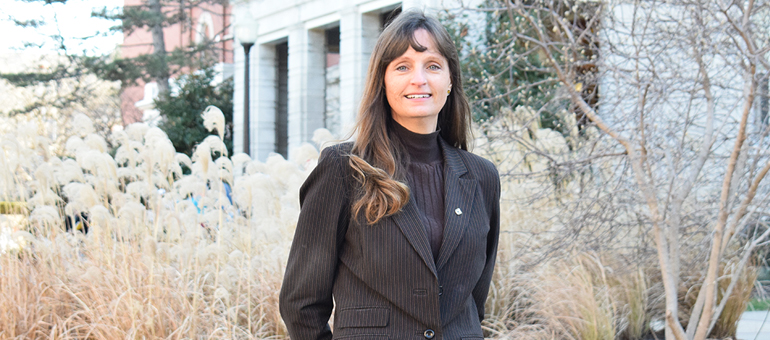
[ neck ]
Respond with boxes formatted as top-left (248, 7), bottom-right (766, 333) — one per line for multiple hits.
top-left (391, 115), bottom-right (438, 134)
top-left (392, 119), bottom-right (442, 164)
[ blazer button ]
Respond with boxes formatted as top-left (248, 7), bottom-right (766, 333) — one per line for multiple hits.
top-left (438, 285), bottom-right (443, 296)
top-left (424, 329), bottom-right (435, 339)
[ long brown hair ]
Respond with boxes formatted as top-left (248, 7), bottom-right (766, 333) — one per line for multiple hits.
top-left (349, 9), bottom-right (472, 225)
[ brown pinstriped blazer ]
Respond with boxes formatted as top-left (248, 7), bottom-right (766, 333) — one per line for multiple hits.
top-left (279, 137), bottom-right (500, 340)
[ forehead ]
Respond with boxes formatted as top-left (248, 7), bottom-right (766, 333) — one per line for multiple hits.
top-left (397, 28), bottom-right (446, 60)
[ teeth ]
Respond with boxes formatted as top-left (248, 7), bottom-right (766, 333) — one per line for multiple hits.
top-left (406, 94), bottom-right (431, 99)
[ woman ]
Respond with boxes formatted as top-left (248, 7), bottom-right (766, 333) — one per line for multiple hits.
top-left (279, 10), bottom-right (500, 340)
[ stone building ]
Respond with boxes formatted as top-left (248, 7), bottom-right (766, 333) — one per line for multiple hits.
top-left (233, 0), bottom-right (450, 160)
top-left (121, 0), bottom-right (233, 126)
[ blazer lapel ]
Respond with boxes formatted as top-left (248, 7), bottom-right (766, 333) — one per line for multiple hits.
top-left (435, 138), bottom-right (478, 271)
top-left (392, 198), bottom-right (438, 278)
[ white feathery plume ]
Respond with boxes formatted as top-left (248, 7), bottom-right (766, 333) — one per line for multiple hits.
top-left (29, 205), bottom-right (60, 227)
top-left (215, 157), bottom-right (233, 184)
top-left (534, 128), bottom-right (569, 156)
top-left (144, 126), bottom-right (169, 145)
top-left (54, 159), bottom-right (85, 185)
top-left (152, 173), bottom-right (170, 190)
top-left (174, 176), bottom-right (206, 199)
top-left (62, 182), bottom-right (100, 208)
top-left (126, 181), bottom-right (152, 200)
top-left (232, 175), bottom-right (254, 210)
top-left (18, 120), bottom-right (38, 146)
top-left (65, 136), bottom-right (86, 156)
top-left (170, 153), bottom-right (191, 178)
top-left (108, 192), bottom-right (133, 211)
top-left (245, 160), bottom-right (266, 175)
top-left (72, 113), bottom-right (95, 137)
top-left (28, 188), bottom-right (61, 209)
top-left (231, 153), bottom-right (252, 177)
top-left (265, 153), bottom-right (302, 188)
top-left (175, 153), bottom-right (192, 169)
top-left (115, 145), bottom-right (138, 167)
top-left (77, 149), bottom-right (102, 173)
top-left (170, 162), bottom-right (183, 179)
top-left (110, 129), bottom-right (129, 148)
top-left (192, 140), bottom-right (212, 175)
top-left (142, 127), bottom-right (176, 176)
top-left (117, 167), bottom-right (139, 181)
top-left (64, 201), bottom-right (87, 217)
top-left (35, 136), bottom-right (51, 160)
top-left (118, 201), bottom-right (147, 229)
top-left (47, 156), bottom-right (62, 168)
top-left (34, 163), bottom-right (55, 191)
top-left (88, 205), bottom-right (112, 227)
top-left (202, 105), bottom-right (225, 140)
top-left (84, 134), bottom-right (108, 153)
top-left (289, 143), bottom-right (319, 169)
top-left (202, 135), bottom-right (228, 157)
top-left (125, 122), bottom-right (149, 142)
top-left (311, 128), bottom-right (336, 150)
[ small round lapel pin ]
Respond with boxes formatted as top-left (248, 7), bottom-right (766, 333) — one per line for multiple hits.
top-left (454, 208), bottom-right (462, 216)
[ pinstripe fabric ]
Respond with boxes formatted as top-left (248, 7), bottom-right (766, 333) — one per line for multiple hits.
top-left (279, 138), bottom-right (500, 340)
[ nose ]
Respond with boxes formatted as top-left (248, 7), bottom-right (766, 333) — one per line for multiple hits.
top-left (410, 68), bottom-right (427, 85)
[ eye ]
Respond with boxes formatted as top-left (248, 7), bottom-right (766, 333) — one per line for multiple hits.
top-left (428, 64), bottom-right (441, 71)
top-left (396, 65), bottom-right (408, 71)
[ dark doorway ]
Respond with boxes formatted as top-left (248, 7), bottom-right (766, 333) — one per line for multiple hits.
top-left (275, 42), bottom-right (289, 158)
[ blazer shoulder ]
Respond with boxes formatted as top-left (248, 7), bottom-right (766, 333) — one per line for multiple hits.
top-left (457, 148), bottom-right (499, 181)
top-left (319, 141), bottom-right (354, 163)
top-left (300, 141), bottom-right (354, 200)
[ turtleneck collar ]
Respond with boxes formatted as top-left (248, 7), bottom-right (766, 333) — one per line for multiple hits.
top-left (391, 120), bottom-right (442, 164)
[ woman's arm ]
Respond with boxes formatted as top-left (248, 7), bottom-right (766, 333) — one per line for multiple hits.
top-left (471, 162), bottom-right (501, 322)
top-left (279, 145), bottom-right (351, 340)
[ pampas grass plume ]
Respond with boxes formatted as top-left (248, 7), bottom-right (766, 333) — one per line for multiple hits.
top-left (312, 128), bottom-right (336, 149)
top-left (192, 140), bottom-right (212, 174)
top-left (65, 136), bottom-right (86, 156)
top-left (29, 205), bottom-right (60, 226)
top-left (54, 159), bottom-right (85, 184)
top-left (231, 152), bottom-right (251, 177)
top-left (203, 135), bottom-right (228, 157)
top-left (73, 113), bottom-right (95, 136)
top-left (125, 122), bottom-right (149, 142)
top-left (84, 133), bottom-right (108, 152)
top-left (62, 182), bottom-right (100, 209)
top-left (202, 105), bottom-right (225, 140)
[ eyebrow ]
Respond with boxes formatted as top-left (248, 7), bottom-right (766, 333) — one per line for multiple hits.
top-left (392, 52), bottom-right (446, 64)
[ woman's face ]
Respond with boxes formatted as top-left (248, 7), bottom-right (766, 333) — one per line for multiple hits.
top-left (384, 28), bottom-right (452, 133)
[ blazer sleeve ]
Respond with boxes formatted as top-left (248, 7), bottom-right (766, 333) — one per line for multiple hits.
top-left (471, 162), bottom-right (500, 322)
top-left (279, 145), bottom-right (351, 340)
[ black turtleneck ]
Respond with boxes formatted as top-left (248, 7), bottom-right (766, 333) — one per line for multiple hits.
top-left (392, 120), bottom-right (445, 261)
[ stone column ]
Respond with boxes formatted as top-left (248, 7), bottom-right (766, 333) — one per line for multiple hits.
top-left (233, 41), bottom-right (246, 155)
top-left (339, 7), bottom-right (381, 138)
top-left (253, 44), bottom-right (277, 161)
top-left (287, 24), bottom-right (326, 158)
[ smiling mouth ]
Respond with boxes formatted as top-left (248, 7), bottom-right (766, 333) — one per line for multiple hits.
top-left (405, 94), bottom-right (431, 99)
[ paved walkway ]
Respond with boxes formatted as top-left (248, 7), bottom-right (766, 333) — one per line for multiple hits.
top-left (737, 311), bottom-right (770, 340)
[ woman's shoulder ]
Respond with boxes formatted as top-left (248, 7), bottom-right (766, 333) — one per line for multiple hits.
top-left (317, 141), bottom-right (354, 164)
top-left (453, 147), bottom-right (499, 180)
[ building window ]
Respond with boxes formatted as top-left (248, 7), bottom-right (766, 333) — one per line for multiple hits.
top-left (275, 42), bottom-right (289, 158)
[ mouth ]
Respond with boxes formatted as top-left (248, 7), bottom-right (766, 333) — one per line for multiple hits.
top-left (405, 94), bottom-right (431, 99)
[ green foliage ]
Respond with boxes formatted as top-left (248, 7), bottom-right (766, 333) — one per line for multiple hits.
top-left (0, 63), bottom-right (77, 87)
top-left (92, 4), bottom-right (177, 35)
top-left (747, 298), bottom-right (770, 311)
top-left (441, 4), bottom-right (562, 123)
top-left (6, 0), bottom-right (229, 101)
top-left (155, 68), bottom-right (233, 156)
top-left (0, 202), bottom-right (28, 215)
